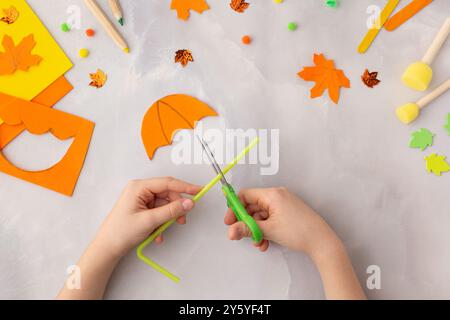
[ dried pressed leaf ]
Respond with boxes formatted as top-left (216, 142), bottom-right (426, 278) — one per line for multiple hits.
top-left (1, 6), bottom-right (19, 24)
top-left (230, 0), bottom-right (249, 13)
top-left (0, 35), bottom-right (42, 75)
top-left (89, 69), bottom-right (107, 88)
top-left (361, 69), bottom-right (381, 88)
top-left (175, 49), bottom-right (194, 67)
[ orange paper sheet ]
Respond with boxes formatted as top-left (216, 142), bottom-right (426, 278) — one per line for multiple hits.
top-left (0, 76), bottom-right (73, 149)
top-left (385, 0), bottom-right (433, 31)
top-left (0, 92), bottom-right (94, 196)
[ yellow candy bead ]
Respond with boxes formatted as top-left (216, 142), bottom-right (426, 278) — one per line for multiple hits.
top-left (79, 48), bottom-right (90, 58)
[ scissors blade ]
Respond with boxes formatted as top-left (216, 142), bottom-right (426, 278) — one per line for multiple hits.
top-left (197, 136), bottom-right (228, 185)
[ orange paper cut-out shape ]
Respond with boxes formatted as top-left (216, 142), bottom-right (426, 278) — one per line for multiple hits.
top-left (170, 0), bottom-right (209, 21)
top-left (0, 34), bottom-right (42, 75)
top-left (0, 76), bottom-right (73, 149)
top-left (141, 94), bottom-right (217, 160)
top-left (0, 92), bottom-right (94, 196)
top-left (298, 53), bottom-right (350, 104)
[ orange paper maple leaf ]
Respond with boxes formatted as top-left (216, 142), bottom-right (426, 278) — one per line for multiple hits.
top-left (0, 34), bottom-right (42, 75)
top-left (298, 54), bottom-right (350, 104)
top-left (171, 0), bottom-right (209, 21)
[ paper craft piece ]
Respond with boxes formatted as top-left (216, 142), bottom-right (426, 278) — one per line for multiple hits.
top-left (89, 69), bottom-right (107, 88)
top-left (0, 34), bottom-right (42, 75)
top-left (409, 128), bottom-right (434, 151)
top-left (425, 153), bottom-right (450, 176)
top-left (137, 137), bottom-right (260, 282)
top-left (0, 92), bottom-right (94, 196)
top-left (230, 0), bottom-right (250, 13)
top-left (298, 53), bottom-right (350, 104)
top-left (358, 0), bottom-right (400, 54)
top-left (385, 0), bottom-right (433, 31)
top-left (361, 69), bottom-right (381, 88)
top-left (1, 5), bottom-right (19, 24)
top-left (0, 76), bottom-right (73, 149)
top-left (175, 49), bottom-right (193, 67)
top-left (0, 0), bottom-right (72, 100)
top-left (444, 114), bottom-right (450, 135)
top-left (141, 94), bottom-right (217, 160)
top-left (170, 0), bottom-right (209, 21)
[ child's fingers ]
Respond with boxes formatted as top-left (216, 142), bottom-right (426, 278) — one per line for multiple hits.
top-left (238, 188), bottom-right (272, 212)
top-left (228, 221), bottom-right (252, 240)
top-left (224, 208), bottom-right (237, 225)
top-left (177, 215), bottom-right (186, 224)
top-left (258, 240), bottom-right (269, 252)
top-left (135, 177), bottom-right (202, 196)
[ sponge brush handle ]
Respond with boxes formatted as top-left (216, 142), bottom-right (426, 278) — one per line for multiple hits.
top-left (422, 17), bottom-right (450, 65)
top-left (417, 78), bottom-right (450, 109)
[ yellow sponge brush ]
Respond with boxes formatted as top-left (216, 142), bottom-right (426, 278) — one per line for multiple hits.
top-left (396, 103), bottom-right (420, 124)
top-left (401, 62), bottom-right (432, 91)
top-left (396, 78), bottom-right (450, 124)
top-left (402, 18), bottom-right (450, 91)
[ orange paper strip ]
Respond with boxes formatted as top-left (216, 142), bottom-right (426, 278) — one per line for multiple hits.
top-left (0, 92), bottom-right (94, 196)
top-left (0, 76), bottom-right (73, 149)
top-left (385, 0), bottom-right (433, 31)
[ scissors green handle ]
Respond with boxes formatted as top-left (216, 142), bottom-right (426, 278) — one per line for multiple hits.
top-left (222, 184), bottom-right (263, 244)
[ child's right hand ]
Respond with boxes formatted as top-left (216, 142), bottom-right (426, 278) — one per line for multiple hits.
top-left (224, 187), bottom-right (340, 257)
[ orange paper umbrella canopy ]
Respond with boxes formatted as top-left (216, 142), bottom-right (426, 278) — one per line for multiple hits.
top-left (141, 94), bottom-right (217, 160)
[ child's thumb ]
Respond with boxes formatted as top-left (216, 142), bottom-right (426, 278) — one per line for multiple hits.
top-left (149, 198), bottom-right (195, 226)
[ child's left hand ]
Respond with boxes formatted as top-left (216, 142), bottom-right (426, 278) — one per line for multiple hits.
top-left (94, 177), bottom-right (201, 259)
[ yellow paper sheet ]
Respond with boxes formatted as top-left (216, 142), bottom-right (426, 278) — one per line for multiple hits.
top-left (0, 0), bottom-right (73, 103)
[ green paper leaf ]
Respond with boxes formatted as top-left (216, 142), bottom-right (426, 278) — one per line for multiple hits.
top-left (445, 114), bottom-right (450, 136)
top-left (409, 128), bottom-right (434, 151)
top-left (425, 153), bottom-right (450, 177)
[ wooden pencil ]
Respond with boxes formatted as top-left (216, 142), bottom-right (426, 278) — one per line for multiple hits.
top-left (108, 0), bottom-right (124, 26)
top-left (84, 0), bottom-right (129, 53)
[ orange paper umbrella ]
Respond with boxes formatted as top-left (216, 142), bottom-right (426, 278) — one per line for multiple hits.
top-left (141, 94), bottom-right (218, 160)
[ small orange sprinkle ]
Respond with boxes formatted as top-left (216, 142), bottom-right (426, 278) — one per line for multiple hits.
top-left (86, 29), bottom-right (95, 37)
top-left (242, 35), bottom-right (251, 45)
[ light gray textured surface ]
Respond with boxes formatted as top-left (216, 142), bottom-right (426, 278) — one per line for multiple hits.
top-left (0, 0), bottom-right (449, 299)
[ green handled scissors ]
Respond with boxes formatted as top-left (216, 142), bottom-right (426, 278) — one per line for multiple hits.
top-left (198, 137), bottom-right (263, 244)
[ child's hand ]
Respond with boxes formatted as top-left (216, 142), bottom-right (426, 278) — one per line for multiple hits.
top-left (95, 177), bottom-right (201, 259)
top-left (224, 187), bottom-right (339, 256)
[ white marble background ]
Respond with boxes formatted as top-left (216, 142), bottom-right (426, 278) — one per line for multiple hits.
top-left (0, 0), bottom-right (449, 299)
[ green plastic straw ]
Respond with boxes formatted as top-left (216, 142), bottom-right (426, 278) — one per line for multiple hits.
top-left (136, 137), bottom-right (260, 282)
